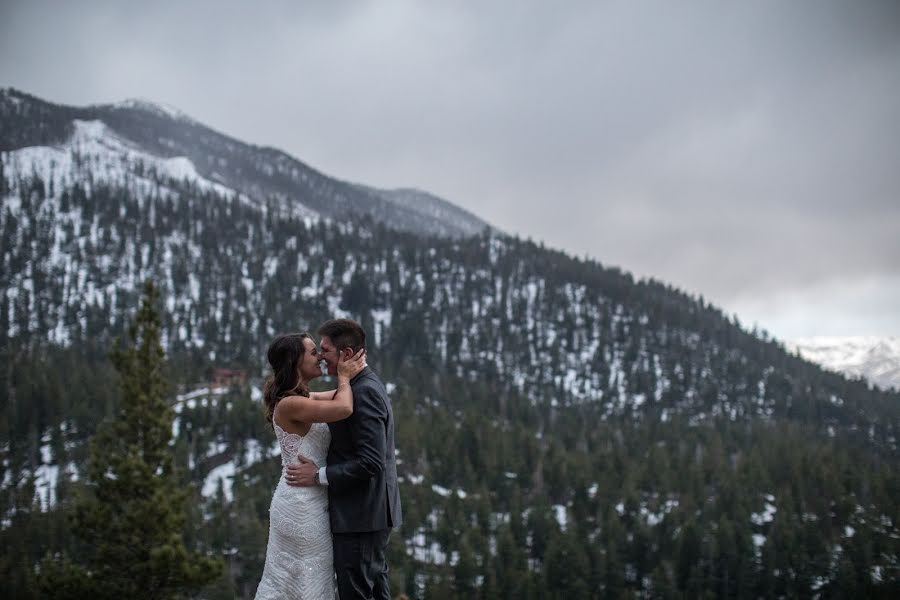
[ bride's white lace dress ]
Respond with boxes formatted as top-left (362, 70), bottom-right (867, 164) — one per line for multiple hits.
top-left (255, 420), bottom-right (335, 600)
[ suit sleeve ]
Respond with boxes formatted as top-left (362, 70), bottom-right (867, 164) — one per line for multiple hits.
top-left (325, 383), bottom-right (387, 490)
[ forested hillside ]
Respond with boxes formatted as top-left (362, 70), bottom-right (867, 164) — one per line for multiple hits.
top-left (1, 90), bottom-right (898, 598)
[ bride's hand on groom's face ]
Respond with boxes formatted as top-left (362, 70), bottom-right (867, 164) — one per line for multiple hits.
top-left (337, 348), bottom-right (366, 379)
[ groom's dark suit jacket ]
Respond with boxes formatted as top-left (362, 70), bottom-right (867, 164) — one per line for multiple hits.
top-left (325, 366), bottom-right (402, 533)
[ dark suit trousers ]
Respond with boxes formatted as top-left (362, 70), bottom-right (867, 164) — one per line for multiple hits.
top-left (333, 529), bottom-right (391, 600)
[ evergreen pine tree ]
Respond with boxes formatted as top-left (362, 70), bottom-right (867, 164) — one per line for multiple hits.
top-left (453, 536), bottom-right (478, 597)
top-left (39, 280), bottom-right (222, 600)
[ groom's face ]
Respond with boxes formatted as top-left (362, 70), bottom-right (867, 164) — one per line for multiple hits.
top-left (318, 335), bottom-right (341, 376)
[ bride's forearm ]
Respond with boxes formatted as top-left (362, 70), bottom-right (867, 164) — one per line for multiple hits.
top-left (331, 377), bottom-right (352, 406)
top-left (279, 385), bottom-right (353, 422)
top-left (309, 376), bottom-right (351, 402)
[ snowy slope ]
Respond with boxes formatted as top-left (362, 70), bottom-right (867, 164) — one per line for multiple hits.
top-left (5, 119), bottom-right (264, 208)
top-left (1, 87), bottom-right (492, 238)
top-left (360, 186), bottom-right (488, 238)
top-left (788, 336), bottom-right (900, 391)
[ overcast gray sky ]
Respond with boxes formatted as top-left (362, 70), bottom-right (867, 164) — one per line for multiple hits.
top-left (2, 0), bottom-right (899, 339)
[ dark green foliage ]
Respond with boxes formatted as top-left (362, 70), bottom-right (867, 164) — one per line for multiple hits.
top-left (37, 281), bottom-right (222, 599)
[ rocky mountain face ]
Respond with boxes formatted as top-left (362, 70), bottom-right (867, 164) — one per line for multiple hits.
top-left (0, 87), bottom-right (491, 239)
top-left (789, 337), bottom-right (900, 392)
top-left (2, 89), bottom-right (898, 598)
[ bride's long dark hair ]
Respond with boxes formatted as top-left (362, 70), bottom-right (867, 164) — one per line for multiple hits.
top-left (263, 332), bottom-right (312, 428)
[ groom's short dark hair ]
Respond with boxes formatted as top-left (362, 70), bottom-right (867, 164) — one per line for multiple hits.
top-left (318, 318), bottom-right (366, 353)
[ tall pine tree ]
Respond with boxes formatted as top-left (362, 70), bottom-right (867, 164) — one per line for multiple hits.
top-left (40, 280), bottom-right (222, 600)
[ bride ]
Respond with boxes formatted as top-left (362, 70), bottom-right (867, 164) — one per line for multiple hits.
top-left (254, 332), bottom-right (365, 600)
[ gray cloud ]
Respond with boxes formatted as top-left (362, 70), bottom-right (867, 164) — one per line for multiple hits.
top-left (2, 0), bottom-right (899, 337)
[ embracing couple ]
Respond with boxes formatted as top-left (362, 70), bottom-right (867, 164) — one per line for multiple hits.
top-left (254, 318), bottom-right (402, 600)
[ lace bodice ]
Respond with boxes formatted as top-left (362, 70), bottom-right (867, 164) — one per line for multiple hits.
top-left (274, 420), bottom-right (331, 470)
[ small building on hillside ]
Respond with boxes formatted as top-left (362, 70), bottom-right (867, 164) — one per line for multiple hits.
top-left (210, 368), bottom-right (248, 390)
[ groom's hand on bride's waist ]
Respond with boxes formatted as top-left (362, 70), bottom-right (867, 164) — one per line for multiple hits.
top-left (285, 455), bottom-right (318, 487)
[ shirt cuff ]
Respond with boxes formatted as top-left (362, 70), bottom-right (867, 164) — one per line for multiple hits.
top-left (318, 466), bottom-right (329, 486)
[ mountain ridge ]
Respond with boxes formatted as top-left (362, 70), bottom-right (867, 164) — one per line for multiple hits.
top-left (0, 86), bottom-right (492, 238)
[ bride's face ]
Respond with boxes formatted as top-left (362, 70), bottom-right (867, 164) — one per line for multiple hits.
top-left (297, 337), bottom-right (321, 382)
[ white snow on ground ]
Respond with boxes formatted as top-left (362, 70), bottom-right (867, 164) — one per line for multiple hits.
top-left (751, 495), bottom-right (777, 525)
top-left (431, 483), bottom-right (467, 499)
top-left (201, 438), bottom-right (279, 501)
top-left (554, 504), bottom-right (568, 531)
top-left (408, 531), bottom-right (449, 565)
top-left (641, 499), bottom-right (679, 526)
top-left (406, 508), bottom-right (451, 565)
top-left (202, 461), bottom-right (237, 500)
top-left (17, 439), bottom-right (79, 511)
top-left (5, 120), bottom-right (242, 202)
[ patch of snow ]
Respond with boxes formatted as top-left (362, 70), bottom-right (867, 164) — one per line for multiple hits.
top-left (751, 498), bottom-right (777, 525)
top-left (554, 504), bottom-right (568, 531)
top-left (5, 119), bottom-right (248, 206)
top-left (432, 484), bottom-right (451, 497)
top-left (203, 460), bottom-right (236, 501)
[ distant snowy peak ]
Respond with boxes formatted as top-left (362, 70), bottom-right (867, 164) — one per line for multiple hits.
top-left (788, 336), bottom-right (900, 391)
top-left (104, 98), bottom-right (196, 122)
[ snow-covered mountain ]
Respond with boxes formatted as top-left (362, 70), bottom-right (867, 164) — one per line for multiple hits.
top-left (788, 336), bottom-right (900, 392)
top-left (0, 87), bottom-right (491, 238)
top-left (4, 87), bottom-right (900, 598)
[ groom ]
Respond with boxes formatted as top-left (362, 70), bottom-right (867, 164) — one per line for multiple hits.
top-left (286, 318), bottom-right (402, 600)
